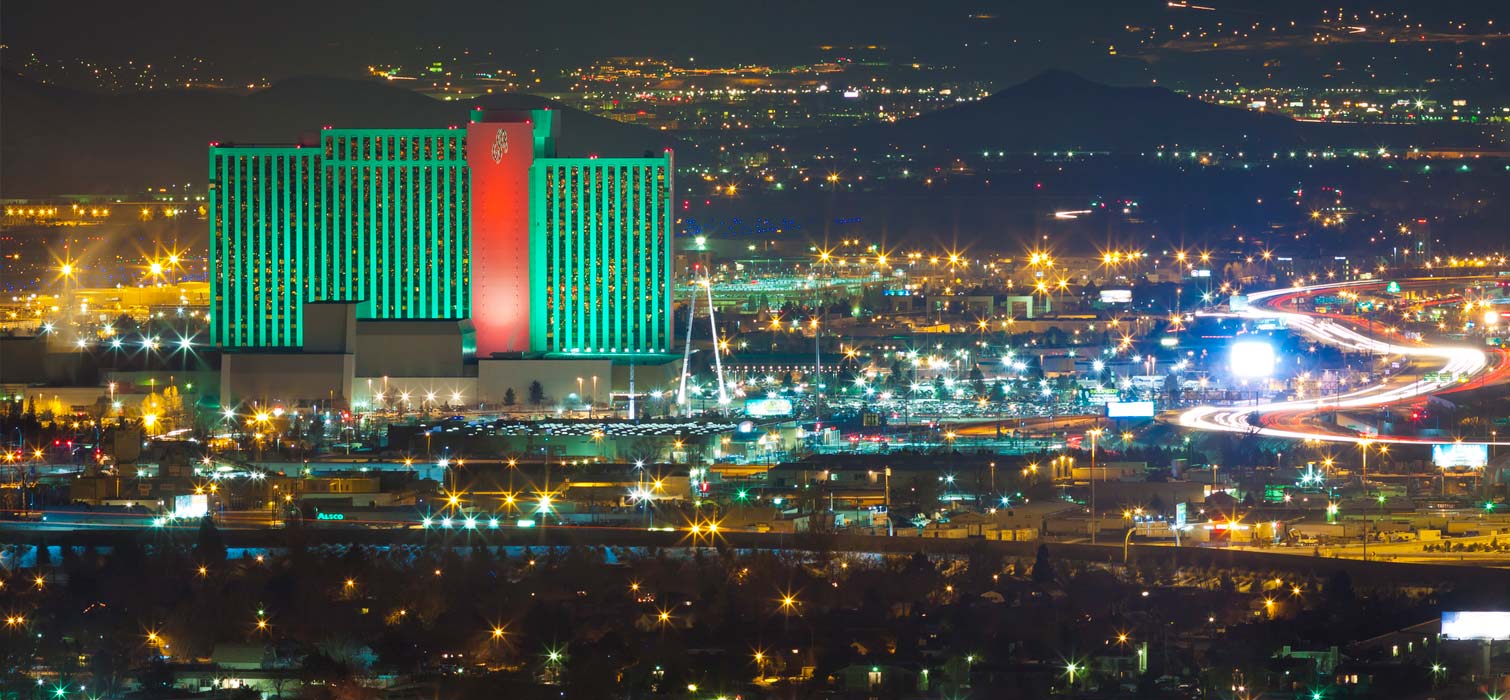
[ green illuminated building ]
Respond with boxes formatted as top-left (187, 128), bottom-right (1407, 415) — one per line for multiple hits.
top-left (207, 147), bottom-right (321, 348)
top-left (319, 129), bottom-right (470, 321)
top-left (210, 130), bottom-right (470, 349)
top-left (531, 155), bottom-right (675, 355)
top-left (210, 119), bottom-right (675, 359)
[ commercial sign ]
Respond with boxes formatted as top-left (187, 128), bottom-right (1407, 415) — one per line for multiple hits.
top-left (1441, 611), bottom-right (1510, 640)
top-left (1106, 400), bottom-right (1156, 418)
top-left (173, 493), bottom-right (209, 519)
top-left (1088, 388), bottom-right (1121, 405)
top-left (1230, 340), bottom-right (1276, 378)
top-left (1099, 289), bottom-right (1132, 304)
top-left (1432, 443), bottom-right (1488, 468)
top-left (745, 397), bottom-right (795, 418)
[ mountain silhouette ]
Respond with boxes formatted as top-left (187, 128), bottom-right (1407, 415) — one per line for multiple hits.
top-left (2, 70), bottom-right (1491, 195)
top-left (791, 69), bottom-right (1487, 154)
top-left (0, 73), bottom-right (682, 195)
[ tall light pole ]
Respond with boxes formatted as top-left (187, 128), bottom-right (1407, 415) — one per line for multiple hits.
top-left (1088, 427), bottom-right (1104, 544)
top-left (1359, 440), bottom-right (1373, 560)
top-left (1358, 440), bottom-right (1372, 492)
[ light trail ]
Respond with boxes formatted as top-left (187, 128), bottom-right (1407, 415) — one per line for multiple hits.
top-left (1177, 278), bottom-right (1509, 445)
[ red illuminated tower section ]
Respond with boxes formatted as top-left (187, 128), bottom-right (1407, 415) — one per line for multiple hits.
top-left (467, 108), bottom-right (556, 356)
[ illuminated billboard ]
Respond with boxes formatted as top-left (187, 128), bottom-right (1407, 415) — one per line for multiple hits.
top-left (1099, 289), bottom-right (1132, 304)
top-left (1230, 340), bottom-right (1276, 378)
top-left (173, 494), bottom-right (209, 519)
top-left (1441, 611), bottom-right (1510, 640)
top-left (1107, 400), bottom-right (1155, 418)
top-left (1432, 443), bottom-right (1488, 468)
top-left (745, 397), bottom-right (794, 418)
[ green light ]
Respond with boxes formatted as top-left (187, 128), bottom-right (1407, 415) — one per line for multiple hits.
top-left (736, 490), bottom-right (748, 500)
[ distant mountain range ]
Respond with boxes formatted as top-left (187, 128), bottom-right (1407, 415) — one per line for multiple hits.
top-left (790, 69), bottom-right (1492, 155)
top-left (2, 70), bottom-right (1494, 196)
top-left (0, 74), bottom-right (681, 196)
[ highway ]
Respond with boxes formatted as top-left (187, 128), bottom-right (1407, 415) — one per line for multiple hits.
top-left (1176, 277), bottom-right (1510, 446)
top-left (2, 520), bottom-right (1506, 589)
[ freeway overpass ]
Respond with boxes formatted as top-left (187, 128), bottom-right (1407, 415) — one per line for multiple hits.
top-left (2, 522), bottom-right (1506, 591)
top-left (1176, 277), bottom-right (1510, 446)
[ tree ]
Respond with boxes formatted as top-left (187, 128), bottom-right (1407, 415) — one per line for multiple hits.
top-left (135, 659), bottom-right (175, 694)
top-left (1163, 373), bottom-right (1183, 404)
top-left (194, 515), bottom-right (226, 567)
top-left (1031, 544), bottom-right (1054, 585)
top-left (1323, 570), bottom-right (1355, 607)
top-left (504, 388), bottom-right (517, 406)
top-left (904, 475), bottom-right (941, 511)
top-left (528, 381), bottom-right (545, 406)
top-left (624, 437), bottom-right (662, 466)
top-left (306, 412), bottom-right (325, 446)
top-left (969, 365), bottom-right (987, 397)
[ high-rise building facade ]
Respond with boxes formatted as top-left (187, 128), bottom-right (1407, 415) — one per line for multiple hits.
top-left (209, 111), bottom-right (675, 359)
top-left (211, 130), bottom-right (471, 349)
top-left (532, 156), bottom-right (674, 355)
top-left (208, 146), bottom-right (320, 348)
top-left (319, 128), bottom-right (471, 321)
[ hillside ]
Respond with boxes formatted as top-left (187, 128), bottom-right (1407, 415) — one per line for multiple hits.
top-left (790, 70), bottom-right (1489, 154)
top-left (0, 74), bottom-right (682, 195)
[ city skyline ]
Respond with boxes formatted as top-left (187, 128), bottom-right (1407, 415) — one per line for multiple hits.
top-left (2, 3), bottom-right (1509, 700)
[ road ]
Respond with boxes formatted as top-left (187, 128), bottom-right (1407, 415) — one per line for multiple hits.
top-left (3, 521), bottom-right (1506, 589)
top-left (952, 413), bottom-right (1101, 437)
top-left (1176, 277), bottom-right (1510, 445)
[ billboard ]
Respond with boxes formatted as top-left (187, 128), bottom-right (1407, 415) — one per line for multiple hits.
top-left (1107, 400), bottom-right (1156, 418)
top-left (1441, 611), bottom-right (1510, 640)
top-left (468, 115), bottom-right (541, 355)
top-left (173, 493), bottom-right (209, 519)
top-left (1432, 443), bottom-right (1488, 468)
top-left (1230, 340), bottom-right (1276, 378)
top-left (1099, 289), bottom-right (1132, 304)
top-left (745, 397), bottom-right (794, 418)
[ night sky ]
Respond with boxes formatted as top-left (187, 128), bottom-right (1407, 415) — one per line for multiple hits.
top-left (4, 0), bottom-right (1504, 90)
